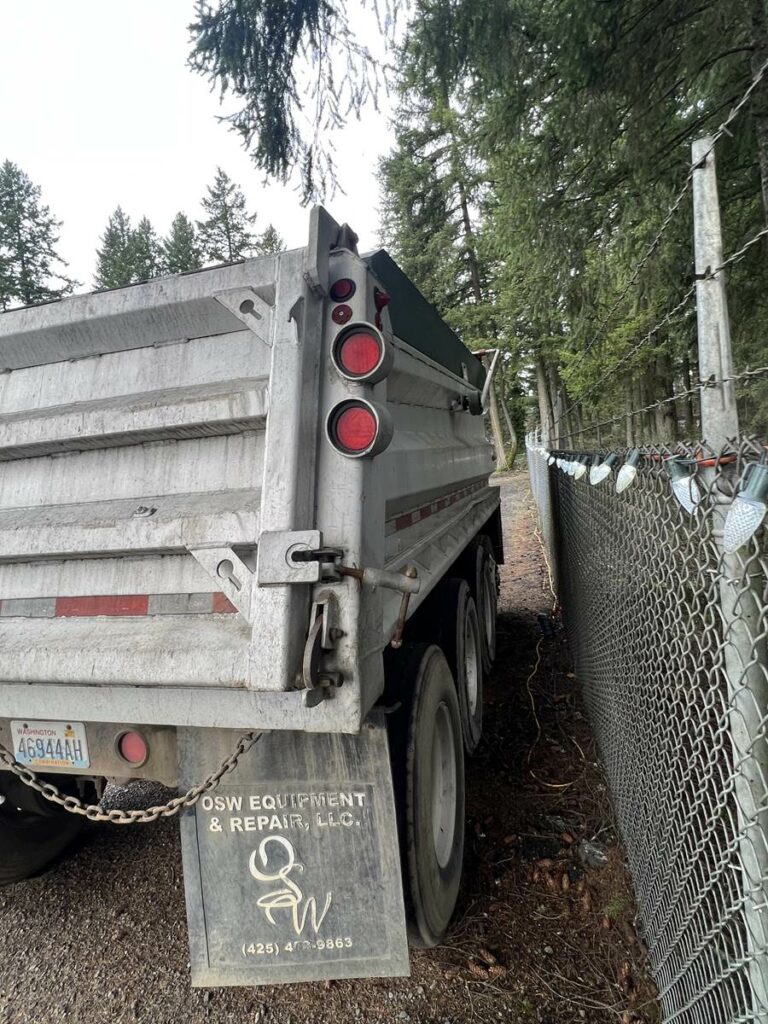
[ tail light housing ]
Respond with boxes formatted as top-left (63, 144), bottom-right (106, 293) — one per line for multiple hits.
top-left (331, 322), bottom-right (392, 384)
top-left (326, 399), bottom-right (393, 458)
top-left (116, 730), bottom-right (149, 766)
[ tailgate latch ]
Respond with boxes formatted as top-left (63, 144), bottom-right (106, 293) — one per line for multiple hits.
top-left (256, 531), bottom-right (342, 585)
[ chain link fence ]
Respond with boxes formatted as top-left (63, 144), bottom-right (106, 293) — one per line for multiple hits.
top-left (526, 432), bottom-right (768, 1023)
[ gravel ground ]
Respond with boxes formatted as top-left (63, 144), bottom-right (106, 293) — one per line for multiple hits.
top-left (0, 471), bottom-right (658, 1024)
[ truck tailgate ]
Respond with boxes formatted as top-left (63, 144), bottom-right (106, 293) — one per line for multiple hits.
top-left (0, 258), bottom-right (282, 694)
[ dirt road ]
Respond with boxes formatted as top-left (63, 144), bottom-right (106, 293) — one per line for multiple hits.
top-left (0, 471), bottom-right (657, 1024)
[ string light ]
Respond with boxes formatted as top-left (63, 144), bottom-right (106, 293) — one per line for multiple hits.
top-left (723, 463), bottom-right (768, 552)
top-left (616, 450), bottom-right (642, 494)
top-left (590, 453), bottom-right (619, 486)
top-left (667, 457), bottom-right (701, 514)
top-left (574, 456), bottom-right (588, 480)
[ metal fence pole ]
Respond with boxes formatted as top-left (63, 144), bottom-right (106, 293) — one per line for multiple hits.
top-left (693, 135), bottom-right (768, 1019)
top-left (692, 136), bottom-right (738, 451)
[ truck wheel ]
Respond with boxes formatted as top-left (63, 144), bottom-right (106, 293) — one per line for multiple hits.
top-left (409, 579), bottom-right (483, 755)
top-left (385, 644), bottom-right (465, 947)
top-left (475, 537), bottom-right (497, 672)
top-left (0, 774), bottom-right (84, 884)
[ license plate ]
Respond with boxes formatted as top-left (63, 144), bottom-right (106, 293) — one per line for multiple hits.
top-left (10, 720), bottom-right (90, 770)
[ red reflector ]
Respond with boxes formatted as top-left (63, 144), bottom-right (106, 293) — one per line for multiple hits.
top-left (334, 405), bottom-right (378, 453)
top-left (117, 731), bottom-right (148, 765)
top-left (337, 331), bottom-right (382, 376)
top-left (330, 278), bottom-right (356, 302)
top-left (331, 303), bottom-right (353, 325)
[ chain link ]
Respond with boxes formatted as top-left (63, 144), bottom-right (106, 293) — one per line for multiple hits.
top-left (526, 434), bottom-right (768, 1023)
top-left (0, 731), bottom-right (262, 824)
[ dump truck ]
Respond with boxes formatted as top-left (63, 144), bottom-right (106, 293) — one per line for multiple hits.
top-left (0, 208), bottom-right (502, 986)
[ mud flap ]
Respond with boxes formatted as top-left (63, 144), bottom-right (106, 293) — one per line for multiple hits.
top-left (178, 716), bottom-right (410, 986)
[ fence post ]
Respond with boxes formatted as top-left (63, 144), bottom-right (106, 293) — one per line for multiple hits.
top-left (693, 135), bottom-right (768, 1019)
top-left (692, 136), bottom-right (738, 449)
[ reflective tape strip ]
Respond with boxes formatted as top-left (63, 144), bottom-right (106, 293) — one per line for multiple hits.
top-left (55, 595), bottom-right (149, 617)
top-left (387, 480), bottom-right (487, 534)
top-left (0, 594), bottom-right (238, 617)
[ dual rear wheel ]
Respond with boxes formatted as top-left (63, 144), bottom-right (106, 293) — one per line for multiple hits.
top-left (387, 534), bottom-right (498, 946)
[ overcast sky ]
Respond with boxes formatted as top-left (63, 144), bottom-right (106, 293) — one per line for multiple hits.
top-left (0, 1), bottom-right (395, 289)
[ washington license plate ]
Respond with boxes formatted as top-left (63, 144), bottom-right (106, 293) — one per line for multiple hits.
top-left (10, 720), bottom-right (90, 770)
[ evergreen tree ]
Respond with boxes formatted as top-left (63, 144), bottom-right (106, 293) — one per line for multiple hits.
top-left (188, 0), bottom-right (385, 201)
top-left (131, 216), bottom-right (164, 281)
top-left (256, 223), bottom-right (284, 255)
top-left (94, 207), bottom-right (135, 289)
top-left (0, 160), bottom-right (76, 310)
top-left (197, 168), bottom-right (258, 263)
top-left (163, 213), bottom-right (202, 273)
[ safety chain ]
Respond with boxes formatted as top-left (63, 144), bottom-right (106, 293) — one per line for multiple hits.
top-left (0, 731), bottom-right (262, 825)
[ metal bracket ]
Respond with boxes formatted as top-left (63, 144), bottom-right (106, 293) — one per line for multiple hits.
top-left (188, 546), bottom-right (256, 622)
top-left (214, 287), bottom-right (274, 346)
top-left (256, 530), bottom-right (334, 585)
top-left (304, 206), bottom-right (339, 297)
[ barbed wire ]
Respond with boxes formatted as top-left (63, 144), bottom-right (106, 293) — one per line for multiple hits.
top-left (554, 366), bottom-right (768, 443)
top-left (558, 283), bottom-right (698, 424)
top-left (556, 212), bottom-right (768, 439)
top-left (560, 55), bottom-right (768, 395)
top-left (713, 226), bottom-right (768, 274)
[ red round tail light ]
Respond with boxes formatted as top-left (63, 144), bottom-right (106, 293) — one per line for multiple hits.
top-left (330, 322), bottom-right (392, 383)
top-left (330, 278), bottom-right (356, 302)
top-left (327, 400), bottom-right (393, 458)
top-left (333, 403), bottom-right (378, 453)
top-left (337, 330), bottom-right (382, 376)
top-left (117, 730), bottom-right (148, 766)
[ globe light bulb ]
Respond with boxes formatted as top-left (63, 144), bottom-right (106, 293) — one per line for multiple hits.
top-left (667, 457), bottom-right (701, 515)
top-left (590, 453), bottom-right (619, 486)
top-left (616, 449), bottom-right (642, 494)
top-left (723, 464), bottom-right (768, 553)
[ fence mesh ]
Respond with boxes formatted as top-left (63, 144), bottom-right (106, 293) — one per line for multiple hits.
top-left (526, 433), bottom-right (768, 1023)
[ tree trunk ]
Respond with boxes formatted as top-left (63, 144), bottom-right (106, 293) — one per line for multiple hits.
top-left (653, 350), bottom-right (677, 442)
top-left (536, 356), bottom-right (555, 444)
top-left (458, 179), bottom-right (484, 301)
top-left (547, 362), bottom-right (569, 446)
top-left (449, 131), bottom-right (484, 305)
top-left (751, 0), bottom-right (768, 224)
top-left (625, 383), bottom-right (634, 447)
top-left (681, 353), bottom-right (696, 437)
top-left (486, 372), bottom-right (508, 470)
top-left (499, 367), bottom-right (518, 467)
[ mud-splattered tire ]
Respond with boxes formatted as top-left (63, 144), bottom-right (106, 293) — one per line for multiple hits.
top-left (474, 537), bottom-right (498, 673)
top-left (385, 643), bottom-right (465, 947)
top-left (406, 579), bottom-right (482, 755)
top-left (0, 775), bottom-right (83, 884)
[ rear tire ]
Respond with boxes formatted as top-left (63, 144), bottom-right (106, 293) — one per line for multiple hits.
top-left (474, 537), bottom-right (498, 673)
top-left (405, 579), bottom-right (483, 754)
top-left (0, 774), bottom-right (84, 884)
top-left (385, 644), bottom-right (465, 947)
